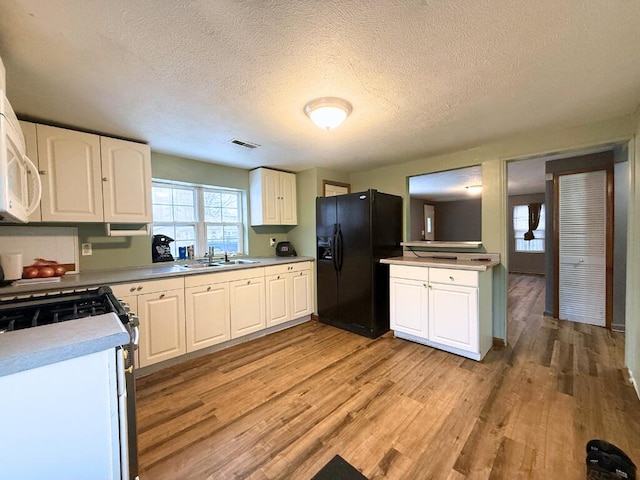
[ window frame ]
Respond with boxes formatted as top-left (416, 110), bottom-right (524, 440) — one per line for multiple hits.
top-left (512, 203), bottom-right (545, 253)
top-left (152, 181), bottom-right (245, 258)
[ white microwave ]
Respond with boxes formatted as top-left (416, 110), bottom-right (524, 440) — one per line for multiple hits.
top-left (0, 91), bottom-right (40, 223)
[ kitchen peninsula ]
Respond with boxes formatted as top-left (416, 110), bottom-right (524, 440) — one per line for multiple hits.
top-left (381, 251), bottom-right (499, 361)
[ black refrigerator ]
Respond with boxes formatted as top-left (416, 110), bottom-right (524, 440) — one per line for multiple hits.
top-left (316, 189), bottom-right (403, 338)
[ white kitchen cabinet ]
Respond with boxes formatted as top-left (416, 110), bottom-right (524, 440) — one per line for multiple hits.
top-left (389, 264), bottom-right (492, 361)
top-left (265, 261), bottom-right (313, 327)
top-left (37, 124), bottom-right (104, 222)
top-left (249, 167), bottom-right (297, 225)
top-left (185, 280), bottom-right (231, 352)
top-left (230, 273), bottom-right (266, 338)
top-left (111, 278), bottom-right (185, 368)
top-left (389, 267), bottom-right (429, 337)
top-left (100, 136), bottom-right (152, 223)
top-left (30, 123), bottom-right (151, 223)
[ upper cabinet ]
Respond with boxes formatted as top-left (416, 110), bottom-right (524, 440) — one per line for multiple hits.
top-left (249, 167), bottom-right (297, 226)
top-left (21, 122), bottom-right (152, 223)
top-left (100, 136), bottom-right (152, 223)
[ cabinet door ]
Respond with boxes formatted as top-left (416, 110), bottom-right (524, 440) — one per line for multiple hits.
top-left (137, 288), bottom-right (186, 367)
top-left (279, 171), bottom-right (297, 225)
top-left (230, 277), bottom-right (265, 338)
top-left (36, 125), bottom-right (103, 222)
top-left (100, 137), bottom-right (152, 223)
top-left (291, 268), bottom-right (312, 318)
top-left (185, 283), bottom-right (230, 352)
top-left (390, 277), bottom-right (428, 337)
top-left (266, 273), bottom-right (290, 326)
top-left (261, 168), bottom-right (280, 224)
top-left (18, 121), bottom-right (41, 222)
top-left (428, 283), bottom-right (479, 353)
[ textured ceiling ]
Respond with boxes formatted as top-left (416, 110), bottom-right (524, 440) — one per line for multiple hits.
top-left (1, 1), bottom-right (640, 173)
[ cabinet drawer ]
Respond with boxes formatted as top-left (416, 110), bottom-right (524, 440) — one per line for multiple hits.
top-left (389, 264), bottom-right (429, 281)
top-left (111, 277), bottom-right (184, 297)
top-left (264, 261), bottom-right (310, 276)
top-left (429, 268), bottom-right (478, 287)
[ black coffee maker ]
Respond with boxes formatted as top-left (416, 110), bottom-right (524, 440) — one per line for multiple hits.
top-left (152, 234), bottom-right (175, 263)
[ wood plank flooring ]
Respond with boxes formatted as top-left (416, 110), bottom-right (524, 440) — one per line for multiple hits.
top-left (135, 274), bottom-right (640, 479)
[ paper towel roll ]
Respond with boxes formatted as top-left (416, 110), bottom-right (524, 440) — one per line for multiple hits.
top-left (1, 252), bottom-right (23, 280)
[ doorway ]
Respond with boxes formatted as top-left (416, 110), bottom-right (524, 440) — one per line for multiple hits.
top-left (506, 145), bottom-right (628, 331)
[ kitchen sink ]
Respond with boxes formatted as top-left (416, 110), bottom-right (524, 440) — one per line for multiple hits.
top-left (178, 263), bottom-right (224, 269)
top-left (177, 259), bottom-right (260, 269)
top-left (215, 259), bottom-right (260, 265)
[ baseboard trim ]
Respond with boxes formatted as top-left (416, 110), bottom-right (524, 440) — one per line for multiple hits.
top-left (629, 368), bottom-right (640, 400)
top-left (311, 313), bottom-right (319, 322)
top-left (493, 337), bottom-right (506, 349)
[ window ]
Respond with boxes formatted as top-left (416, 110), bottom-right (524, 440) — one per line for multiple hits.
top-left (513, 204), bottom-right (545, 252)
top-left (152, 182), bottom-right (244, 258)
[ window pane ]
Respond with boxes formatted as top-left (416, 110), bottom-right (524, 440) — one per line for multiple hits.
top-left (222, 208), bottom-right (239, 222)
top-left (173, 188), bottom-right (195, 206)
top-left (153, 225), bottom-right (175, 238)
top-left (513, 204), bottom-right (545, 253)
top-left (204, 207), bottom-right (222, 222)
top-left (152, 187), bottom-right (173, 205)
top-left (203, 191), bottom-right (221, 208)
top-left (221, 193), bottom-right (238, 209)
top-left (153, 204), bottom-right (174, 222)
top-left (173, 205), bottom-right (196, 222)
top-left (206, 225), bottom-right (240, 255)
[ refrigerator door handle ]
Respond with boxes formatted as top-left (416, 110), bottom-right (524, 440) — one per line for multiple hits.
top-left (337, 225), bottom-right (344, 272)
top-left (331, 223), bottom-right (340, 272)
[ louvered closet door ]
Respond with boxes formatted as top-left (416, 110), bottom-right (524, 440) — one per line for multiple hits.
top-left (558, 170), bottom-right (607, 326)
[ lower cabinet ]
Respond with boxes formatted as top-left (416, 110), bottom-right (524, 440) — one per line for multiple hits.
top-left (389, 264), bottom-right (492, 361)
top-left (265, 262), bottom-right (313, 327)
top-left (111, 277), bottom-right (186, 368)
top-left (389, 266), bottom-right (429, 337)
top-left (230, 274), bottom-right (266, 338)
top-left (111, 261), bottom-right (314, 368)
top-left (185, 281), bottom-right (230, 352)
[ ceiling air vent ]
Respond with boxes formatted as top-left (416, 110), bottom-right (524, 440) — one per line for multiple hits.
top-left (230, 138), bottom-right (260, 149)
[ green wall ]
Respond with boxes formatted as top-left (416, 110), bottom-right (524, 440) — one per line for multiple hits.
top-left (348, 114), bottom-right (637, 344)
top-left (78, 152), bottom-right (290, 270)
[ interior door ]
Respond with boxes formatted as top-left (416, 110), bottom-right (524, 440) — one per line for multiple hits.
top-left (556, 169), bottom-right (612, 327)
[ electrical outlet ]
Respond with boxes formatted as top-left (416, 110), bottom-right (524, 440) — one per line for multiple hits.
top-left (81, 243), bottom-right (92, 256)
top-left (269, 237), bottom-right (276, 247)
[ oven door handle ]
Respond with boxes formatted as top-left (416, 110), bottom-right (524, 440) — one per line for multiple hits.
top-left (130, 315), bottom-right (140, 349)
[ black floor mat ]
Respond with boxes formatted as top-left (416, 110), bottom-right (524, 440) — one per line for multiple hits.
top-left (311, 455), bottom-right (368, 480)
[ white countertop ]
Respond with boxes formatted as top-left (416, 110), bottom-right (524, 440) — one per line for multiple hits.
top-left (380, 255), bottom-right (500, 271)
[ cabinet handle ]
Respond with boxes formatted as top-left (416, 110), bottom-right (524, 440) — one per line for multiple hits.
top-left (207, 286), bottom-right (212, 291)
top-left (159, 293), bottom-right (165, 299)
top-left (428, 284), bottom-right (432, 289)
top-left (102, 177), bottom-right (108, 182)
top-left (38, 170), bottom-right (47, 175)
top-left (129, 287), bottom-right (136, 292)
top-left (277, 275), bottom-right (280, 279)
top-left (449, 276), bottom-right (454, 281)
top-left (247, 280), bottom-right (251, 285)
top-left (136, 286), bottom-right (143, 291)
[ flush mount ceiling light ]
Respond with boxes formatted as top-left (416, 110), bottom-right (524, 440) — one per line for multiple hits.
top-left (465, 185), bottom-right (483, 194)
top-left (304, 97), bottom-right (353, 130)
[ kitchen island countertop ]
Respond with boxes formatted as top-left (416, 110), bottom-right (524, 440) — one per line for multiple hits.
top-left (380, 254), bottom-right (500, 271)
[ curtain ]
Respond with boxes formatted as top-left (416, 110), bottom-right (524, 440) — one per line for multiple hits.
top-left (524, 203), bottom-right (542, 240)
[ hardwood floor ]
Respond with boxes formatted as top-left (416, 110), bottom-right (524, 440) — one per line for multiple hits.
top-left (135, 274), bottom-right (640, 479)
